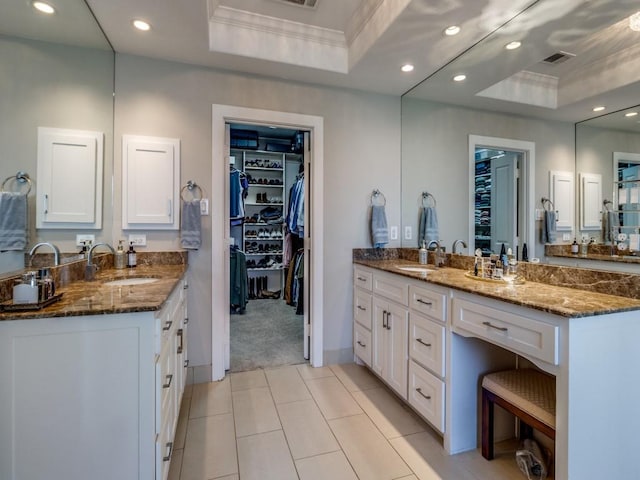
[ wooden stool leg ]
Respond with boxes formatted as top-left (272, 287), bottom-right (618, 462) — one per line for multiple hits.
top-left (482, 388), bottom-right (494, 460)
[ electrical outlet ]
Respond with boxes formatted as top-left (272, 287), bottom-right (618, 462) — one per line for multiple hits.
top-left (128, 234), bottom-right (147, 247)
top-left (404, 226), bottom-right (412, 240)
top-left (200, 198), bottom-right (209, 215)
top-left (562, 233), bottom-right (571, 241)
top-left (390, 226), bottom-right (398, 240)
top-left (76, 234), bottom-right (95, 246)
top-left (535, 209), bottom-right (544, 221)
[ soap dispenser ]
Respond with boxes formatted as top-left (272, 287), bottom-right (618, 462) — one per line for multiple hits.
top-left (419, 240), bottom-right (428, 265)
top-left (127, 242), bottom-right (137, 268)
top-left (115, 240), bottom-right (126, 269)
top-left (571, 238), bottom-right (579, 255)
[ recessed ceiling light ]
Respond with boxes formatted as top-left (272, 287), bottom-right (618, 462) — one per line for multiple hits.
top-left (593, 106), bottom-right (606, 112)
top-left (33, 1), bottom-right (55, 14)
top-left (625, 112), bottom-right (638, 117)
top-left (505, 41), bottom-right (522, 50)
top-left (444, 26), bottom-right (461, 36)
top-left (401, 64), bottom-right (414, 73)
top-left (453, 74), bottom-right (466, 82)
top-left (133, 19), bottom-right (151, 31)
top-left (629, 11), bottom-right (640, 31)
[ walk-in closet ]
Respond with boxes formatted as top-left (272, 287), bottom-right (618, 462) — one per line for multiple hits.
top-left (228, 123), bottom-right (309, 372)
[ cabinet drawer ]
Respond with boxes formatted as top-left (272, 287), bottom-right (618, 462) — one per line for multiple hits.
top-left (354, 322), bottom-right (372, 367)
top-left (354, 267), bottom-right (373, 291)
top-left (155, 415), bottom-right (174, 480)
top-left (373, 273), bottom-right (409, 306)
top-left (408, 360), bottom-right (445, 433)
top-left (410, 312), bottom-right (445, 377)
top-left (452, 297), bottom-right (559, 365)
top-left (409, 284), bottom-right (447, 323)
top-left (354, 290), bottom-right (372, 329)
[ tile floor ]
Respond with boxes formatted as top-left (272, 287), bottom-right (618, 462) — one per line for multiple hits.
top-left (169, 363), bottom-right (530, 480)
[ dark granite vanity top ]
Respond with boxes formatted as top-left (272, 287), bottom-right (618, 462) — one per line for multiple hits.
top-left (354, 256), bottom-right (640, 318)
top-left (0, 256), bottom-right (187, 321)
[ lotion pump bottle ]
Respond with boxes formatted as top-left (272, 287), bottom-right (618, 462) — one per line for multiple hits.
top-left (115, 240), bottom-right (126, 269)
top-left (127, 242), bottom-right (137, 268)
top-left (571, 238), bottom-right (579, 255)
top-left (419, 240), bottom-right (428, 265)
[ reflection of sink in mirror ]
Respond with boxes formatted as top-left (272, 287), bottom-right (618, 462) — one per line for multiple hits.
top-left (103, 278), bottom-right (159, 286)
top-left (395, 266), bottom-right (435, 273)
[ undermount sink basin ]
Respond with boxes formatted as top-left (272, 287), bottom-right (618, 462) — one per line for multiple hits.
top-left (103, 277), bottom-right (159, 286)
top-left (395, 265), bottom-right (435, 273)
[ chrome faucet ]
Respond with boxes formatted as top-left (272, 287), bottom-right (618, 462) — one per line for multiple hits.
top-left (427, 240), bottom-right (445, 267)
top-left (452, 239), bottom-right (468, 255)
top-left (28, 242), bottom-right (61, 267)
top-left (85, 242), bottom-right (115, 280)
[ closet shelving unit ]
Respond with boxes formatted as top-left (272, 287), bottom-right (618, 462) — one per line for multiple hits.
top-left (474, 160), bottom-right (492, 252)
top-left (613, 178), bottom-right (640, 236)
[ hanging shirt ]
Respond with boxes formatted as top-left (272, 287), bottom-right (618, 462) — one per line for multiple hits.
top-left (230, 169), bottom-right (248, 221)
top-left (287, 176), bottom-right (304, 235)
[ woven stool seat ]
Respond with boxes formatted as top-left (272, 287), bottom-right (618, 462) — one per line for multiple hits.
top-left (481, 368), bottom-right (556, 461)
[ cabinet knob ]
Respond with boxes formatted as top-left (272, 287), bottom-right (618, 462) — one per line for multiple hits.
top-left (415, 387), bottom-right (431, 400)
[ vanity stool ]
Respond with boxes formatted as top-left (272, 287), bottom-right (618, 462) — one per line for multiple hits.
top-left (481, 368), bottom-right (556, 460)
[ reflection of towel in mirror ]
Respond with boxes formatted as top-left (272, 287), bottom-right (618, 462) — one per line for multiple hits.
top-left (542, 210), bottom-right (556, 243)
top-left (419, 206), bottom-right (438, 245)
top-left (370, 205), bottom-right (389, 248)
top-left (602, 211), bottom-right (619, 242)
top-left (180, 200), bottom-right (202, 250)
top-left (0, 192), bottom-right (28, 251)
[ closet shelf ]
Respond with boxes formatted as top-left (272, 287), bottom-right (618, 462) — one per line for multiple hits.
top-left (245, 166), bottom-right (284, 172)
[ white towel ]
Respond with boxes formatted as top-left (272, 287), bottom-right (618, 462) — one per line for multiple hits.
top-left (602, 211), bottom-right (619, 243)
top-left (542, 210), bottom-right (556, 244)
top-left (0, 192), bottom-right (28, 251)
top-left (418, 206), bottom-right (438, 246)
top-left (370, 205), bottom-right (389, 248)
top-left (180, 200), bottom-right (201, 250)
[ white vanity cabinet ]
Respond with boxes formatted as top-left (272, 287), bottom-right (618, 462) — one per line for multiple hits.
top-left (0, 278), bottom-right (188, 480)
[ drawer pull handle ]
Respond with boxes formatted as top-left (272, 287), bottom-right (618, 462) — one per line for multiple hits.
top-left (357, 276), bottom-right (367, 282)
top-left (382, 310), bottom-right (388, 329)
top-left (177, 328), bottom-right (184, 354)
top-left (357, 340), bottom-right (366, 347)
top-left (184, 317), bottom-right (189, 325)
top-left (357, 305), bottom-right (367, 311)
top-left (416, 298), bottom-right (433, 306)
top-left (163, 374), bottom-right (173, 389)
top-left (482, 321), bottom-right (508, 332)
top-left (415, 387), bottom-right (431, 400)
top-left (184, 359), bottom-right (190, 368)
top-left (163, 320), bottom-right (173, 331)
top-left (416, 338), bottom-right (432, 347)
top-left (163, 442), bottom-right (173, 462)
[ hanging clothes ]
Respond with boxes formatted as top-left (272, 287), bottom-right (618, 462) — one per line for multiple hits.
top-left (230, 246), bottom-right (248, 314)
top-left (230, 168), bottom-right (248, 226)
top-left (286, 174), bottom-right (304, 236)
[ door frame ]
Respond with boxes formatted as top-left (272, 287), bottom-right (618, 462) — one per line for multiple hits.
top-left (468, 135), bottom-right (535, 257)
top-left (211, 105), bottom-right (324, 380)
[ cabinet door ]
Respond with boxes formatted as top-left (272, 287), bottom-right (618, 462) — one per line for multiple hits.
top-left (371, 297), bottom-right (387, 378)
top-left (36, 127), bottom-right (103, 228)
top-left (123, 135), bottom-right (180, 229)
top-left (385, 302), bottom-right (409, 399)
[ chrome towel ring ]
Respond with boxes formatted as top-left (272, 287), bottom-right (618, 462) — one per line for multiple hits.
top-left (180, 180), bottom-right (203, 201)
top-left (1, 171), bottom-right (32, 195)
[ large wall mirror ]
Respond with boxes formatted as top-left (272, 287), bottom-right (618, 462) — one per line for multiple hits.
top-left (401, 1), bottom-right (640, 265)
top-left (0, 0), bottom-right (114, 276)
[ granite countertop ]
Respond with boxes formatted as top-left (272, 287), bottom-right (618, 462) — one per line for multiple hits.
top-left (355, 258), bottom-right (640, 318)
top-left (0, 264), bottom-right (187, 321)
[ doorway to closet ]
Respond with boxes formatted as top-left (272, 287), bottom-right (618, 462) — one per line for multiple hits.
top-left (228, 122), bottom-right (310, 372)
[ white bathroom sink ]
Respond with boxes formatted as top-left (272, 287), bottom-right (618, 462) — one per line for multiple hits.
top-left (395, 265), bottom-right (435, 273)
top-left (103, 277), bottom-right (159, 286)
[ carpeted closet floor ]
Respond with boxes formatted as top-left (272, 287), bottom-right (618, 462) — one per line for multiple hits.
top-left (230, 298), bottom-right (304, 372)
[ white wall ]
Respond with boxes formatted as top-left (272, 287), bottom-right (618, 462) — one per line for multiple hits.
top-left (401, 98), bottom-right (575, 259)
top-left (114, 54), bottom-right (402, 367)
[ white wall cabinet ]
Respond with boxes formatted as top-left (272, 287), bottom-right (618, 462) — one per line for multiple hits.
top-left (579, 173), bottom-right (602, 231)
top-left (122, 135), bottom-right (180, 230)
top-left (0, 279), bottom-right (188, 480)
top-left (549, 170), bottom-right (574, 231)
top-left (36, 127), bottom-right (103, 229)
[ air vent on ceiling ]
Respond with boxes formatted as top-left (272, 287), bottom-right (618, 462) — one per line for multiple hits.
top-left (271, 0), bottom-right (318, 8)
top-left (542, 51), bottom-right (576, 65)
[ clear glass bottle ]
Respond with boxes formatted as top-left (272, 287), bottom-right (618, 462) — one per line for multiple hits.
top-left (115, 240), bottom-right (126, 269)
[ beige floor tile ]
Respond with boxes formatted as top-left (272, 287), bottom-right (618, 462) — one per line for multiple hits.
top-left (189, 377), bottom-right (232, 419)
top-left (330, 362), bottom-right (382, 392)
top-left (389, 431), bottom-right (477, 480)
top-left (329, 414), bottom-right (412, 480)
top-left (305, 376), bottom-right (363, 420)
top-left (182, 383), bottom-right (193, 400)
top-left (266, 365), bottom-right (312, 404)
top-left (297, 364), bottom-right (336, 380)
top-left (230, 369), bottom-right (268, 391)
top-left (352, 386), bottom-right (427, 439)
top-left (211, 475), bottom-right (240, 480)
top-left (232, 386), bottom-right (281, 437)
top-left (180, 413), bottom-right (238, 480)
top-left (237, 430), bottom-right (298, 480)
top-left (167, 447), bottom-right (182, 480)
top-left (174, 395), bottom-right (191, 449)
top-left (277, 399), bottom-right (340, 459)
top-left (395, 476), bottom-right (419, 480)
top-left (295, 451), bottom-right (358, 480)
